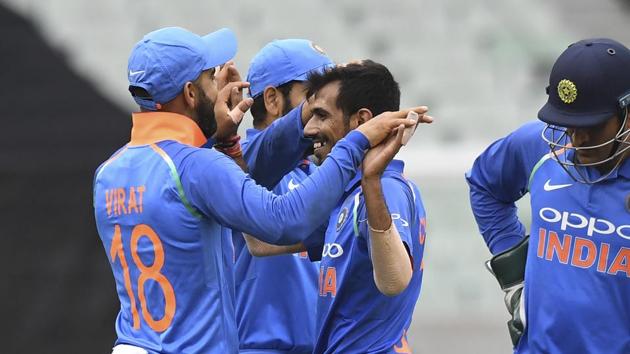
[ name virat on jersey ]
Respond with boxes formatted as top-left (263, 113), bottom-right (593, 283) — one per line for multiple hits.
top-left (104, 186), bottom-right (146, 217)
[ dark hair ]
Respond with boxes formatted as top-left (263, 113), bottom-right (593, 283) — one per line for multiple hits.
top-left (305, 60), bottom-right (400, 122)
top-left (250, 80), bottom-right (299, 127)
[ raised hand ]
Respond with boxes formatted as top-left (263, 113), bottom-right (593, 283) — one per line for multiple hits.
top-left (213, 63), bottom-right (253, 142)
top-left (362, 125), bottom-right (404, 180)
top-left (216, 61), bottom-right (242, 93)
top-left (356, 106), bottom-right (432, 148)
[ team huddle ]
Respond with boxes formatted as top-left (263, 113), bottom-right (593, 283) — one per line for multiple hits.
top-left (93, 26), bottom-right (630, 354)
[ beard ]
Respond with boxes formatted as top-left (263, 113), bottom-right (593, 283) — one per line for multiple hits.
top-left (194, 91), bottom-right (217, 138)
top-left (281, 93), bottom-right (294, 117)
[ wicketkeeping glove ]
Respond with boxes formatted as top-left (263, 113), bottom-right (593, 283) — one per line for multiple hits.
top-left (485, 236), bottom-right (529, 347)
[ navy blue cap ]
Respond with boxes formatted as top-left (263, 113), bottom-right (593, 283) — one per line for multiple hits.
top-left (538, 38), bottom-right (630, 127)
top-left (246, 39), bottom-right (334, 98)
top-left (128, 27), bottom-right (237, 110)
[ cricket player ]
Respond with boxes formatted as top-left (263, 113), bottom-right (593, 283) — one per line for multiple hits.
top-left (467, 38), bottom-right (630, 353)
top-left (244, 61), bottom-right (431, 353)
top-left (232, 39), bottom-right (333, 354)
top-left (93, 27), bottom-right (420, 354)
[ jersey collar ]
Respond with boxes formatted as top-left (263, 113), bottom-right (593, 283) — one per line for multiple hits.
top-left (129, 112), bottom-right (208, 147)
top-left (577, 154), bottom-right (630, 181)
top-left (345, 159), bottom-right (405, 192)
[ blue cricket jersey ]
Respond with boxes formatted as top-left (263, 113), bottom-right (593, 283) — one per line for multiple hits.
top-left (309, 160), bottom-right (427, 354)
top-left (466, 121), bottom-right (551, 254)
top-left (93, 112), bottom-right (369, 354)
top-left (233, 105), bottom-right (322, 354)
top-left (467, 120), bottom-right (630, 353)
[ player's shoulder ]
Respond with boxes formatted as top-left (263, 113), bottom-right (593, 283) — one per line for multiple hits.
top-left (507, 120), bottom-right (547, 145)
top-left (381, 171), bottom-right (410, 188)
top-left (158, 141), bottom-right (227, 166)
top-left (151, 142), bottom-right (240, 184)
top-left (379, 171), bottom-right (418, 206)
top-left (94, 144), bottom-right (129, 180)
top-left (480, 120), bottom-right (549, 170)
top-left (382, 161), bottom-right (416, 189)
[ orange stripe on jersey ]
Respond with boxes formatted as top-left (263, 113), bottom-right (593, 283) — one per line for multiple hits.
top-left (129, 112), bottom-right (207, 147)
top-left (96, 146), bottom-right (128, 182)
top-left (102, 146), bottom-right (128, 168)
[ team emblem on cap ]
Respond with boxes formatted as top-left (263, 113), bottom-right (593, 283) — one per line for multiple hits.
top-left (558, 79), bottom-right (578, 104)
top-left (336, 207), bottom-right (349, 231)
top-left (626, 194), bottom-right (630, 213)
top-left (311, 42), bottom-right (327, 56)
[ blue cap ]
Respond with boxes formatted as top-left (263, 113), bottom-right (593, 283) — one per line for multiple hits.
top-left (538, 38), bottom-right (630, 127)
top-left (128, 27), bottom-right (237, 110)
top-left (246, 39), bottom-right (334, 98)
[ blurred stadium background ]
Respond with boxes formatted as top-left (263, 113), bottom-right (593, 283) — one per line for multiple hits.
top-left (2, 0), bottom-right (629, 352)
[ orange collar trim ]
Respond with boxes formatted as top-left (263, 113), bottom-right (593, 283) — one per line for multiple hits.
top-left (129, 112), bottom-right (208, 147)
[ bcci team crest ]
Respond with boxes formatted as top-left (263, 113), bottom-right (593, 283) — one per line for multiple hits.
top-left (558, 79), bottom-right (578, 104)
top-left (336, 207), bottom-right (349, 231)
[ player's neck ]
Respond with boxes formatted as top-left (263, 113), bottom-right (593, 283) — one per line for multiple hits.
top-left (254, 115), bottom-right (277, 130)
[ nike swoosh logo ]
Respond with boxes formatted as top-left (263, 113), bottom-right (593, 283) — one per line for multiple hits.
top-left (129, 70), bottom-right (145, 76)
top-left (543, 179), bottom-right (573, 191)
top-left (288, 178), bottom-right (300, 191)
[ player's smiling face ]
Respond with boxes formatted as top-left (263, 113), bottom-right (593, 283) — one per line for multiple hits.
top-left (304, 81), bottom-right (350, 165)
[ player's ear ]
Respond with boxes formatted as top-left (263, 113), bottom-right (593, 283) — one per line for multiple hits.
top-left (355, 108), bottom-right (373, 127)
top-left (347, 109), bottom-right (372, 130)
top-left (182, 81), bottom-right (196, 110)
top-left (263, 86), bottom-right (282, 118)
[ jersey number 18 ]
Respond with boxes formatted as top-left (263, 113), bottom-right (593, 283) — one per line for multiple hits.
top-left (110, 224), bottom-right (176, 332)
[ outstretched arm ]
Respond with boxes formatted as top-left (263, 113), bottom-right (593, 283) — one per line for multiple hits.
top-left (217, 132), bottom-right (309, 256)
top-left (185, 108), bottom-right (425, 245)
